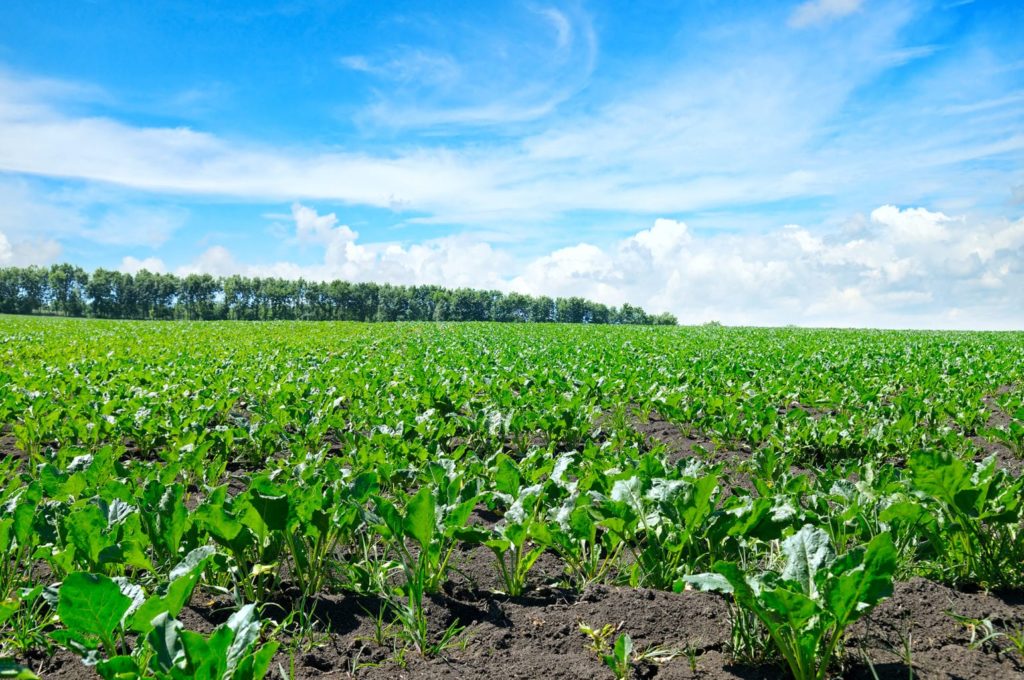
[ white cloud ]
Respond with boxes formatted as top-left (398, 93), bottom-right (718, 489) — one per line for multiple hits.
top-left (506, 204), bottom-right (1022, 329)
top-left (176, 246), bottom-right (239, 278)
top-left (0, 229), bottom-right (62, 267)
top-left (870, 204), bottom-right (954, 244)
top-left (119, 256), bottom-right (167, 274)
top-left (0, 11), bottom-right (1020, 230)
top-left (85, 207), bottom-right (188, 247)
top-left (535, 7), bottom-right (573, 50)
top-left (161, 203), bottom-right (1024, 330)
top-left (338, 50), bottom-right (462, 87)
top-left (0, 177), bottom-right (86, 239)
top-left (789, 0), bottom-right (863, 28)
top-left (174, 205), bottom-right (515, 290)
top-left (338, 6), bottom-right (595, 129)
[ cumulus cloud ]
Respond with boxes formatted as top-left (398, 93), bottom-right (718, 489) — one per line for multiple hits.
top-left (119, 256), bottom-right (167, 274)
top-left (153, 203), bottom-right (1024, 330)
top-left (0, 229), bottom-right (62, 266)
top-left (789, 0), bottom-right (863, 28)
top-left (172, 205), bottom-right (514, 290)
top-left (176, 246), bottom-right (240, 278)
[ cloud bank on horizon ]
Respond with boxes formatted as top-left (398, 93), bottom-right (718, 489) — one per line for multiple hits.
top-left (0, 0), bottom-right (1021, 328)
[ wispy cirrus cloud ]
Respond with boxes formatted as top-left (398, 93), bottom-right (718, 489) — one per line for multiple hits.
top-left (0, 5), bottom-right (1020, 232)
top-left (338, 4), bottom-right (596, 129)
top-left (83, 206), bottom-right (188, 248)
top-left (337, 50), bottom-right (461, 87)
top-left (789, 0), bottom-right (864, 28)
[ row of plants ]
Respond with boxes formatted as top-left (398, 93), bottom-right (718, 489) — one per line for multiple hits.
top-left (1, 316), bottom-right (1022, 678)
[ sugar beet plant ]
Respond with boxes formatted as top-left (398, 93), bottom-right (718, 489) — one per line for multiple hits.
top-left (0, 315), bottom-right (1023, 678)
top-left (685, 527), bottom-right (898, 680)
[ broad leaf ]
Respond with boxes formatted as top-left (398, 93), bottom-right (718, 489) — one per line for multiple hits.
top-left (58, 573), bottom-right (132, 640)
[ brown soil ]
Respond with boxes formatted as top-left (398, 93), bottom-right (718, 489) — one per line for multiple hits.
top-left (969, 388), bottom-right (1024, 477)
top-left (0, 432), bottom-right (27, 468)
top-left (625, 410), bottom-right (751, 469)
top-left (23, 543), bottom-right (1024, 680)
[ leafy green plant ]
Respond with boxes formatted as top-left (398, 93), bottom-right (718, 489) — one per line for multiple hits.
top-left (602, 632), bottom-right (633, 680)
top-left (372, 482), bottom-right (473, 656)
top-left (595, 463), bottom-right (721, 589)
top-left (947, 612), bottom-right (1003, 653)
top-left (979, 404), bottom-right (1024, 458)
top-left (194, 485), bottom-right (285, 603)
top-left (52, 572), bottom-right (134, 660)
top-left (95, 605), bottom-right (277, 680)
top-left (900, 450), bottom-right (1024, 588)
top-left (534, 493), bottom-right (621, 588)
top-left (279, 470), bottom-right (377, 597)
top-left (579, 623), bottom-right (680, 679)
top-left (948, 611), bottom-right (1024, 662)
top-left (684, 527), bottom-right (897, 680)
top-left (52, 547), bottom-right (214, 662)
top-left (482, 454), bottom-right (548, 596)
top-left (0, 585), bottom-right (57, 657)
top-left (0, 658), bottom-right (39, 679)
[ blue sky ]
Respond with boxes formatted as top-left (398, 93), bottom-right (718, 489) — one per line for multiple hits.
top-left (0, 0), bottom-right (1022, 328)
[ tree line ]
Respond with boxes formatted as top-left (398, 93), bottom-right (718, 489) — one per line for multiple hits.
top-left (0, 264), bottom-right (677, 325)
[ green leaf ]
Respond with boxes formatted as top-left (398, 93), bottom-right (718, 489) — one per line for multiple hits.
top-left (0, 518), bottom-right (12, 553)
top-left (129, 547), bottom-right (212, 634)
top-left (0, 659), bottom-right (40, 679)
top-left (249, 492), bottom-right (289, 533)
top-left (13, 503), bottom-right (35, 547)
top-left (168, 545), bottom-right (216, 582)
top-left (348, 471), bottom-right (379, 502)
top-left (224, 605), bottom-right (261, 675)
top-left (58, 573), bottom-right (132, 640)
top-left (231, 641), bottom-right (279, 680)
top-left (178, 626), bottom-right (230, 678)
top-left (614, 633), bottom-right (633, 662)
top-left (66, 505), bottom-right (107, 567)
top-left (760, 587), bottom-right (820, 631)
top-left (373, 498), bottom-right (404, 539)
top-left (781, 525), bottom-right (833, 596)
top-left (494, 454), bottom-right (520, 497)
top-left (404, 486), bottom-right (436, 551)
top-left (712, 561), bottom-right (759, 610)
top-left (678, 572), bottom-right (733, 594)
top-left (95, 655), bottom-right (139, 680)
top-left (0, 596), bottom-right (21, 626)
top-left (147, 613), bottom-right (184, 673)
top-left (445, 496), bottom-right (478, 531)
top-left (568, 505), bottom-right (596, 541)
top-left (825, 533), bottom-right (897, 626)
top-left (195, 507), bottom-right (243, 542)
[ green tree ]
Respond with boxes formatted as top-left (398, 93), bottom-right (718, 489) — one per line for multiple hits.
top-left (86, 268), bottom-right (118, 317)
top-left (18, 266), bottom-right (49, 315)
top-left (49, 263), bottom-right (88, 316)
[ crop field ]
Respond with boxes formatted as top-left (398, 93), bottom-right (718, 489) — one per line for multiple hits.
top-left (1, 315), bottom-right (1023, 680)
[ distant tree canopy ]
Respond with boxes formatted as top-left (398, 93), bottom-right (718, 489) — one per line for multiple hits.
top-left (0, 264), bottom-right (678, 326)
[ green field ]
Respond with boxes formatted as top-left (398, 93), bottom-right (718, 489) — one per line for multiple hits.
top-left (2, 316), bottom-right (1023, 679)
